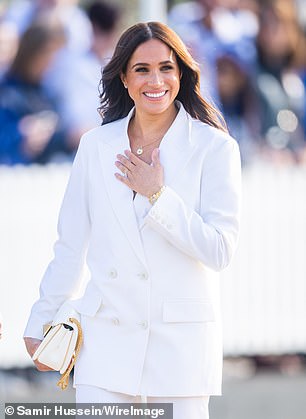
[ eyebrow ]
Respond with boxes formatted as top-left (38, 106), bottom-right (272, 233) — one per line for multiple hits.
top-left (131, 60), bottom-right (175, 69)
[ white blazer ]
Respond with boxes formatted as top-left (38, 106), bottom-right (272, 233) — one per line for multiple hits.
top-left (24, 102), bottom-right (241, 397)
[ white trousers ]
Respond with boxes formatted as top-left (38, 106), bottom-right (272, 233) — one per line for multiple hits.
top-left (76, 385), bottom-right (210, 419)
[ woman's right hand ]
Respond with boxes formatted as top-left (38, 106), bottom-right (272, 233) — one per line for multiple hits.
top-left (18, 111), bottom-right (58, 158)
top-left (24, 337), bottom-right (54, 371)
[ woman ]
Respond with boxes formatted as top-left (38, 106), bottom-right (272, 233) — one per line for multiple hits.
top-left (0, 16), bottom-right (68, 164)
top-left (24, 22), bottom-right (241, 418)
top-left (254, 0), bottom-right (306, 162)
top-left (216, 50), bottom-right (261, 165)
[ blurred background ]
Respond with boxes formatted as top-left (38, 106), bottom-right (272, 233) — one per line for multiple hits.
top-left (0, 0), bottom-right (306, 418)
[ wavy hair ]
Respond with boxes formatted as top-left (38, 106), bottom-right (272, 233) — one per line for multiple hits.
top-left (99, 21), bottom-right (227, 132)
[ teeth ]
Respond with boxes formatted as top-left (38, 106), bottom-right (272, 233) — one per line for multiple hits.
top-left (144, 91), bottom-right (166, 98)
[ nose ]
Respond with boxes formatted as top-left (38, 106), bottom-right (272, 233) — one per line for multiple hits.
top-left (148, 70), bottom-right (163, 87)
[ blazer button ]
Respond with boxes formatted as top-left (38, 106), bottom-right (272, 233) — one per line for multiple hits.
top-left (139, 321), bottom-right (148, 330)
top-left (112, 317), bottom-right (120, 326)
top-left (138, 272), bottom-right (148, 280)
top-left (109, 269), bottom-right (117, 279)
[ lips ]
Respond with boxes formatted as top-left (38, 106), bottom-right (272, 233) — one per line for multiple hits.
top-left (143, 91), bottom-right (167, 98)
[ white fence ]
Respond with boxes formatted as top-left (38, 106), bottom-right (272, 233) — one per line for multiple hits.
top-left (0, 162), bottom-right (306, 367)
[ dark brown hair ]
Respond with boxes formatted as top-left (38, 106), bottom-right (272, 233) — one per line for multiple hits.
top-left (9, 15), bottom-right (66, 82)
top-left (257, 0), bottom-right (304, 69)
top-left (99, 21), bottom-right (227, 132)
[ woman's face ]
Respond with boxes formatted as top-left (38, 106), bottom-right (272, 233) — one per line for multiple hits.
top-left (121, 38), bottom-right (181, 117)
top-left (27, 40), bottom-right (62, 82)
top-left (257, 10), bottom-right (294, 59)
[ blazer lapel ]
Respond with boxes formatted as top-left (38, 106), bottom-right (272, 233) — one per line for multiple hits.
top-left (98, 110), bottom-right (148, 268)
top-left (159, 102), bottom-right (194, 186)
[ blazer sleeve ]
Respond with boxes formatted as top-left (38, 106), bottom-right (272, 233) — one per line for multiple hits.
top-left (24, 135), bottom-right (91, 339)
top-left (145, 137), bottom-right (241, 272)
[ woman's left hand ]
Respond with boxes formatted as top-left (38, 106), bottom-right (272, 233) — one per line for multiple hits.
top-left (115, 148), bottom-right (164, 197)
top-left (24, 337), bottom-right (54, 371)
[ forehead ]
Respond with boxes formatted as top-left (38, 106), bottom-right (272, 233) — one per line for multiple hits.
top-left (128, 39), bottom-right (176, 65)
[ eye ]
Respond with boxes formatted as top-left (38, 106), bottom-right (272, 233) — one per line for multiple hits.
top-left (161, 65), bottom-right (174, 71)
top-left (135, 67), bottom-right (149, 72)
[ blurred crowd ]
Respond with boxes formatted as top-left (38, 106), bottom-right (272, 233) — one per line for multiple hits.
top-left (0, 0), bottom-right (121, 164)
top-left (169, 0), bottom-right (306, 165)
top-left (0, 0), bottom-right (305, 166)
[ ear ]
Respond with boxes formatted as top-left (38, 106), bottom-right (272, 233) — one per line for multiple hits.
top-left (120, 73), bottom-right (128, 89)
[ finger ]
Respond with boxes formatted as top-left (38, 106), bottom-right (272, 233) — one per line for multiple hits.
top-left (115, 161), bottom-right (130, 176)
top-left (116, 154), bottom-right (135, 170)
top-left (114, 172), bottom-right (130, 184)
top-left (151, 148), bottom-right (160, 166)
top-left (34, 360), bottom-right (54, 371)
top-left (124, 149), bottom-right (145, 166)
top-left (25, 340), bottom-right (42, 357)
top-left (30, 343), bottom-right (41, 355)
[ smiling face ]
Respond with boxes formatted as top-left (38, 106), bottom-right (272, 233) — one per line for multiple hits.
top-left (121, 38), bottom-right (181, 118)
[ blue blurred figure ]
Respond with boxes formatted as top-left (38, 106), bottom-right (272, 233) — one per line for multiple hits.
top-left (0, 17), bottom-right (68, 165)
top-left (216, 47), bottom-right (261, 165)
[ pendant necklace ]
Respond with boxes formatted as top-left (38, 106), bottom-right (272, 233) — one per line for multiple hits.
top-left (135, 138), bottom-right (162, 155)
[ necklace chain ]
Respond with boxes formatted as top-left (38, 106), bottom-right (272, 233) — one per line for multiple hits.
top-left (129, 116), bottom-right (164, 155)
top-left (134, 138), bottom-right (162, 155)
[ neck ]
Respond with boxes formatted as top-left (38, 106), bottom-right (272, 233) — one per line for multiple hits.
top-left (129, 104), bottom-right (178, 144)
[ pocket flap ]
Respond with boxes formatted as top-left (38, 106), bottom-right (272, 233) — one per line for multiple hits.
top-left (71, 282), bottom-right (103, 317)
top-left (163, 299), bottom-right (215, 323)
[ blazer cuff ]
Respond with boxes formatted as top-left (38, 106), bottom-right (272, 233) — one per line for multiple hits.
top-left (23, 312), bottom-right (52, 340)
top-left (145, 185), bottom-right (180, 231)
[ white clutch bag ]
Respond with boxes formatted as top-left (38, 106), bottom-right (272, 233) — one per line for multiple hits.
top-left (32, 302), bottom-right (83, 390)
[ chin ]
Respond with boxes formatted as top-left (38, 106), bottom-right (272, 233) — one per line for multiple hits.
top-left (141, 100), bottom-right (175, 115)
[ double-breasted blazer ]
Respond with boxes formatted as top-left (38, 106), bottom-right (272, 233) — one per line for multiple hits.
top-left (24, 101), bottom-right (241, 397)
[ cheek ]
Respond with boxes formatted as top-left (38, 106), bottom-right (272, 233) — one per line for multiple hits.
top-left (171, 76), bottom-right (181, 94)
top-left (125, 78), bottom-right (142, 99)
top-left (127, 75), bottom-right (146, 89)
top-left (166, 73), bottom-right (180, 87)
